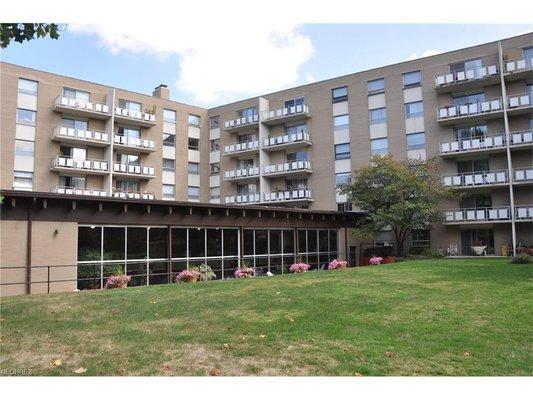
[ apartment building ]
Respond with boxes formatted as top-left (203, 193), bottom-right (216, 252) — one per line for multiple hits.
top-left (0, 33), bottom-right (532, 295)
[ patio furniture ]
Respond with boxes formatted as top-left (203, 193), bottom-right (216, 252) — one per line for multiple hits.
top-left (471, 245), bottom-right (487, 256)
top-left (448, 243), bottom-right (458, 256)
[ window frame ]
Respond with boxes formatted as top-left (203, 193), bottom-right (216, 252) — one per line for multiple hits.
top-left (402, 70), bottom-right (421, 87)
top-left (334, 143), bottom-right (351, 160)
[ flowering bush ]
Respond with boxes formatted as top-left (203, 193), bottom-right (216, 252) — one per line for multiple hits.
top-left (369, 256), bottom-right (383, 265)
top-left (104, 274), bottom-right (131, 289)
top-left (234, 267), bottom-right (254, 279)
top-left (328, 259), bottom-right (348, 270)
top-left (289, 262), bottom-right (310, 273)
top-left (176, 269), bottom-right (200, 283)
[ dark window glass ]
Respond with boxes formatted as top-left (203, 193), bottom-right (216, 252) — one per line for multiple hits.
top-left (307, 230), bottom-right (317, 253)
top-left (244, 229), bottom-right (254, 255)
top-left (319, 230), bottom-right (329, 252)
top-left (103, 227), bottom-right (125, 261)
top-left (163, 133), bottom-right (175, 145)
top-left (78, 226), bottom-right (101, 261)
top-left (128, 263), bottom-right (148, 287)
top-left (329, 230), bottom-right (338, 254)
top-left (188, 228), bottom-right (205, 257)
top-left (283, 230), bottom-right (294, 254)
top-left (255, 229), bottom-right (268, 255)
top-left (298, 229), bottom-right (306, 253)
top-left (335, 143), bottom-right (351, 160)
top-left (172, 228), bottom-right (187, 258)
top-left (149, 228), bottom-right (167, 259)
top-left (269, 230), bottom-right (281, 255)
top-left (332, 86), bottom-right (348, 103)
top-left (223, 229), bottom-right (238, 256)
top-left (149, 261), bottom-right (168, 285)
top-left (207, 229), bottom-right (222, 257)
top-left (403, 70), bottom-right (421, 86)
top-left (127, 227), bottom-right (147, 260)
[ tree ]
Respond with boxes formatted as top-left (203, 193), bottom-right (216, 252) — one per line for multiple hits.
top-left (342, 155), bottom-right (455, 256)
top-left (0, 23), bottom-right (61, 48)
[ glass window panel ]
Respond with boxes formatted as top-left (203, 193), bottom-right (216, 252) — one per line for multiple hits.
top-left (207, 229), bottom-right (222, 257)
top-left (298, 229), bottom-right (306, 253)
top-left (283, 230), bottom-right (294, 254)
top-left (371, 138), bottom-right (389, 155)
top-left (14, 140), bottom-right (34, 157)
top-left (188, 186), bottom-right (200, 199)
top-left (244, 229), bottom-right (254, 255)
top-left (254, 229), bottom-right (268, 255)
top-left (188, 138), bottom-right (199, 150)
top-left (223, 229), bottom-right (238, 256)
top-left (188, 114), bottom-right (200, 126)
top-left (369, 108), bottom-right (387, 124)
top-left (78, 226), bottom-right (102, 261)
top-left (162, 185), bottom-right (175, 198)
top-left (128, 263), bottom-right (148, 287)
top-left (163, 159), bottom-right (175, 171)
top-left (13, 171), bottom-right (33, 190)
top-left (269, 230), bottom-right (282, 255)
top-left (127, 227), bottom-right (147, 260)
top-left (103, 227), bottom-right (125, 261)
top-left (209, 116), bottom-right (220, 129)
top-left (171, 228), bottom-right (187, 258)
top-left (77, 263), bottom-right (101, 290)
top-left (188, 228), bottom-right (205, 257)
top-left (336, 173), bottom-right (351, 187)
top-left (403, 70), bottom-right (421, 86)
top-left (163, 109), bottom-right (176, 122)
top-left (404, 101), bottom-right (424, 118)
top-left (163, 133), bottom-right (175, 145)
top-left (149, 261), bottom-right (168, 285)
top-left (319, 230), bottom-right (329, 252)
top-left (332, 86), bottom-right (348, 99)
top-left (334, 114), bottom-right (349, 127)
top-left (335, 143), bottom-right (351, 160)
top-left (187, 162), bottom-right (200, 174)
top-left (149, 227), bottom-right (167, 259)
top-left (329, 230), bottom-right (338, 254)
top-left (307, 230), bottom-right (317, 253)
top-left (18, 79), bottom-right (38, 94)
top-left (17, 109), bottom-right (36, 125)
top-left (407, 132), bottom-right (426, 150)
top-left (367, 78), bottom-right (385, 93)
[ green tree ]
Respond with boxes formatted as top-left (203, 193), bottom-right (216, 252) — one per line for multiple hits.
top-left (0, 23), bottom-right (61, 48)
top-left (342, 155), bottom-right (455, 256)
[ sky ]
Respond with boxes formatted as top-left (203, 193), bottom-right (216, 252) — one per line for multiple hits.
top-left (2, 23), bottom-right (531, 108)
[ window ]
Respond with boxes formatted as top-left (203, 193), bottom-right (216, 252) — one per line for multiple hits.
top-left (188, 186), bottom-right (200, 200)
top-left (210, 187), bottom-right (220, 200)
top-left (337, 202), bottom-right (353, 212)
top-left (524, 47), bottom-right (533, 69)
top-left (119, 99), bottom-right (141, 111)
top-left (116, 179), bottom-right (139, 193)
top-left (187, 162), bottom-right (199, 174)
top-left (188, 114), bottom-right (200, 126)
top-left (369, 107), bottom-right (387, 124)
top-left (457, 159), bottom-right (489, 174)
top-left (237, 183), bottom-right (257, 195)
top-left (62, 117), bottom-right (88, 131)
top-left (286, 151), bottom-right (308, 162)
top-left (163, 133), bottom-right (175, 146)
top-left (209, 116), bottom-right (220, 129)
top-left (411, 229), bottom-right (430, 247)
top-left (404, 101), bottom-right (424, 118)
top-left (18, 79), bottom-right (38, 95)
top-left (371, 138), bottom-right (389, 155)
top-left (17, 109), bottom-right (36, 125)
top-left (237, 107), bottom-right (257, 118)
top-left (210, 163), bottom-right (220, 175)
top-left (333, 114), bottom-right (349, 129)
top-left (162, 184), bottom-right (175, 199)
top-left (335, 143), bottom-right (350, 160)
top-left (117, 126), bottom-right (140, 145)
top-left (367, 78), bottom-right (385, 94)
top-left (163, 158), bottom-right (175, 171)
top-left (59, 175), bottom-right (86, 188)
top-left (64, 88), bottom-right (89, 102)
top-left (332, 86), bottom-right (348, 103)
top-left (450, 58), bottom-right (482, 74)
top-left (238, 134), bottom-right (256, 143)
top-left (13, 171), bottom-right (33, 190)
top-left (60, 146), bottom-right (87, 159)
top-left (452, 92), bottom-right (485, 106)
top-left (163, 109), bottom-right (176, 122)
top-left (14, 140), bottom-right (34, 157)
top-left (188, 138), bottom-right (199, 151)
top-left (403, 70), bottom-right (421, 87)
top-left (406, 132), bottom-right (426, 150)
top-left (456, 125), bottom-right (488, 141)
top-left (286, 179), bottom-right (308, 190)
top-left (237, 159), bottom-right (254, 170)
top-left (284, 97), bottom-right (304, 108)
top-left (286, 124), bottom-right (307, 135)
top-left (210, 139), bottom-right (220, 152)
top-left (116, 153), bottom-right (139, 165)
top-left (335, 173), bottom-right (351, 187)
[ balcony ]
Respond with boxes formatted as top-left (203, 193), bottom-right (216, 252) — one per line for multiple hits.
top-left (114, 107), bottom-right (156, 127)
top-left (263, 189), bottom-right (313, 203)
top-left (262, 160), bottom-right (313, 178)
top-left (510, 130), bottom-right (533, 148)
top-left (515, 205), bottom-right (533, 221)
top-left (504, 58), bottom-right (533, 81)
top-left (443, 206), bottom-right (511, 224)
top-left (112, 190), bottom-right (155, 200)
top-left (261, 104), bottom-right (310, 126)
top-left (224, 167), bottom-right (260, 181)
top-left (223, 140), bottom-right (260, 157)
top-left (507, 93), bottom-right (533, 116)
top-left (262, 132), bottom-right (311, 151)
top-left (437, 98), bottom-right (503, 125)
top-left (440, 133), bottom-right (506, 157)
top-left (112, 162), bottom-right (155, 179)
top-left (434, 65), bottom-right (499, 93)
top-left (52, 125), bottom-right (110, 147)
top-left (53, 95), bottom-right (110, 119)
top-left (223, 115), bottom-right (259, 133)
top-left (225, 193), bottom-right (261, 204)
top-left (442, 170), bottom-right (508, 189)
top-left (50, 156), bottom-right (109, 175)
top-left (513, 168), bottom-right (533, 185)
top-left (113, 135), bottom-right (156, 153)
top-left (53, 186), bottom-right (107, 197)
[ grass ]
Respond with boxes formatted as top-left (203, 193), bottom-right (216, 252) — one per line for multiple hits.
top-left (0, 258), bottom-right (531, 376)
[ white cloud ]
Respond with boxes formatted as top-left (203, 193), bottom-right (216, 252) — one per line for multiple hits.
top-left (409, 49), bottom-right (442, 60)
top-left (70, 9), bottom-right (314, 105)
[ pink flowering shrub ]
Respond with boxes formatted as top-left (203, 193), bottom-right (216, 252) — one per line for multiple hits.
top-left (289, 262), bottom-right (310, 273)
top-left (328, 259), bottom-right (348, 270)
top-left (176, 269), bottom-right (200, 283)
top-left (104, 274), bottom-right (131, 289)
top-left (234, 267), bottom-right (254, 279)
top-left (369, 256), bottom-right (383, 265)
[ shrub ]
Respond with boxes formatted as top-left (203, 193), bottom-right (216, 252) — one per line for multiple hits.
top-left (190, 264), bottom-right (216, 281)
top-left (409, 248), bottom-right (445, 259)
top-left (104, 274), bottom-right (131, 289)
top-left (369, 256), bottom-right (383, 265)
top-left (328, 259), bottom-right (348, 270)
top-left (234, 266), bottom-right (254, 279)
top-left (176, 269), bottom-right (200, 282)
top-left (511, 253), bottom-right (532, 264)
top-left (289, 262), bottom-right (310, 273)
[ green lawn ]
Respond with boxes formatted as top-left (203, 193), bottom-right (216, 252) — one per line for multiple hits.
top-left (0, 258), bottom-right (531, 376)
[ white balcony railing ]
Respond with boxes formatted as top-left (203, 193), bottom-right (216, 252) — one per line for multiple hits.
top-left (55, 95), bottom-right (110, 115)
top-left (262, 104), bottom-right (310, 121)
top-left (442, 170), bottom-right (508, 188)
top-left (514, 168), bottom-right (533, 183)
top-left (515, 205), bottom-right (533, 220)
top-left (114, 107), bottom-right (156, 123)
top-left (508, 93), bottom-right (532, 109)
top-left (444, 206), bottom-right (511, 223)
top-left (223, 140), bottom-right (259, 154)
top-left (225, 193), bottom-right (261, 204)
top-left (440, 133), bottom-right (506, 154)
top-left (113, 135), bottom-right (155, 150)
top-left (112, 191), bottom-right (155, 200)
top-left (54, 125), bottom-right (110, 144)
top-left (224, 167), bottom-right (260, 180)
top-left (52, 156), bottom-right (109, 172)
top-left (263, 160), bottom-right (312, 175)
top-left (505, 58), bottom-right (533, 73)
top-left (435, 65), bottom-right (498, 87)
top-left (113, 162), bottom-right (155, 177)
top-left (54, 186), bottom-right (107, 197)
top-left (223, 114), bottom-right (259, 130)
top-left (263, 132), bottom-right (311, 148)
top-left (510, 130), bottom-right (533, 146)
top-left (437, 98), bottom-right (502, 120)
top-left (263, 189), bottom-right (312, 202)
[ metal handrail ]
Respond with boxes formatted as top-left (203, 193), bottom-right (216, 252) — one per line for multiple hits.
top-left (55, 94), bottom-right (110, 114)
top-left (263, 132), bottom-right (311, 147)
top-left (114, 106), bottom-right (156, 122)
top-left (223, 114), bottom-right (259, 129)
top-left (223, 140), bottom-right (260, 154)
top-left (51, 155), bottom-right (109, 171)
top-left (434, 64), bottom-right (498, 86)
top-left (113, 134), bottom-right (156, 149)
top-left (437, 97), bottom-right (503, 119)
top-left (262, 104), bottom-right (310, 120)
top-left (507, 92), bottom-right (533, 108)
top-left (113, 162), bottom-right (156, 176)
top-left (54, 186), bottom-right (107, 196)
top-left (55, 125), bottom-right (109, 143)
top-left (439, 133), bottom-right (507, 153)
top-left (442, 170), bottom-right (509, 187)
top-left (263, 160), bottom-right (312, 175)
top-left (505, 58), bottom-right (533, 73)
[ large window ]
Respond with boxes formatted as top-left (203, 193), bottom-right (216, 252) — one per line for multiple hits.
top-left (17, 109), bottom-right (36, 125)
top-left (13, 171), bottom-right (33, 191)
top-left (163, 158), bottom-right (175, 171)
top-left (117, 126), bottom-right (140, 145)
top-left (116, 179), bottom-right (139, 193)
top-left (64, 88), bottom-right (90, 102)
top-left (335, 143), bottom-right (351, 160)
top-left (237, 107), bottom-right (257, 118)
top-left (188, 114), bottom-right (200, 127)
top-left (332, 86), bottom-right (348, 103)
top-left (406, 132), bottom-right (426, 150)
top-left (371, 138), bottom-right (389, 155)
top-left (286, 150), bottom-right (308, 162)
top-left (210, 163), bottom-right (220, 175)
top-left (14, 140), bottom-right (34, 157)
top-left (163, 133), bottom-right (175, 146)
top-left (403, 70), bottom-right (421, 87)
top-left (163, 109), bottom-right (176, 122)
top-left (367, 78), bottom-right (385, 94)
top-left (335, 172), bottom-right (351, 187)
top-left (334, 114), bottom-right (349, 129)
top-left (59, 175), bottom-right (86, 189)
top-left (452, 92), bottom-right (485, 106)
top-left (188, 186), bottom-right (200, 200)
top-left (369, 108), bottom-right (387, 124)
top-left (210, 139), bottom-right (220, 152)
top-left (119, 99), bottom-right (141, 111)
top-left (524, 47), bottom-right (533, 69)
top-left (187, 162), bottom-right (200, 174)
top-left (209, 116), bottom-right (220, 129)
top-left (284, 97), bottom-right (304, 108)
top-left (162, 184), bottom-right (175, 199)
top-left (404, 101), bottom-right (424, 119)
top-left (297, 229), bottom-right (338, 270)
top-left (456, 125), bottom-right (488, 141)
top-left (210, 187), bottom-right (220, 201)
top-left (188, 138), bottom-right (199, 151)
top-left (19, 79), bottom-right (38, 95)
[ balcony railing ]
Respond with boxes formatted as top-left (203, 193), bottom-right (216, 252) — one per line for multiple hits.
top-left (113, 135), bottom-right (156, 151)
top-left (263, 160), bottom-right (312, 176)
top-left (513, 168), bottom-right (533, 183)
top-left (223, 140), bottom-right (259, 155)
top-left (262, 132), bottom-right (311, 149)
top-left (51, 156), bottom-right (109, 173)
top-left (261, 105), bottom-right (310, 125)
top-left (505, 58), bottom-right (533, 73)
top-left (224, 167), bottom-right (260, 180)
top-left (54, 125), bottom-right (110, 145)
top-left (54, 186), bottom-right (107, 197)
top-left (442, 170), bottom-right (508, 188)
top-left (444, 206), bottom-right (511, 223)
top-left (440, 133), bottom-right (506, 155)
top-left (54, 95), bottom-right (110, 116)
top-left (508, 93), bottom-right (532, 109)
top-left (515, 205), bottom-right (533, 220)
top-left (113, 162), bottom-right (155, 177)
top-left (263, 189), bottom-right (312, 202)
top-left (435, 65), bottom-right (498, 87)
top-left (223, 114), bottom-right (259, 131)
top-left (114, 107), bottom-right (156, 124)
top-left (112, 191), bottom-right (155, 200)
top-left (510, 130), bottom-right (533, 146)
top-left (225, 193), bottom-right (261, 204)
top-left (437, 98), bottom-right (502, 120)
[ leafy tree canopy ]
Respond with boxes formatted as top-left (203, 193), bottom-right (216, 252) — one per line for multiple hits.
top-left (0, 23), bottom-right (61, 48)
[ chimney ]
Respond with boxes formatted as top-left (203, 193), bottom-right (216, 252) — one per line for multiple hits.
top-left (153, 84), bottom-right (169, 100)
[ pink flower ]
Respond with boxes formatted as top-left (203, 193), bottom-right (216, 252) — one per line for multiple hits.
top-left (328, 259), bottom-right (348, 270)
top-left (176, 269), bottom-right (200, 282)
top-left (289, 262), bottom-right (310, 273)
top-left (369, 256), bottom-right (383, 265)
top-left (234, 267), bottom-right (254, 279)
top-left (104, 274), bottom-right (131, 289)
